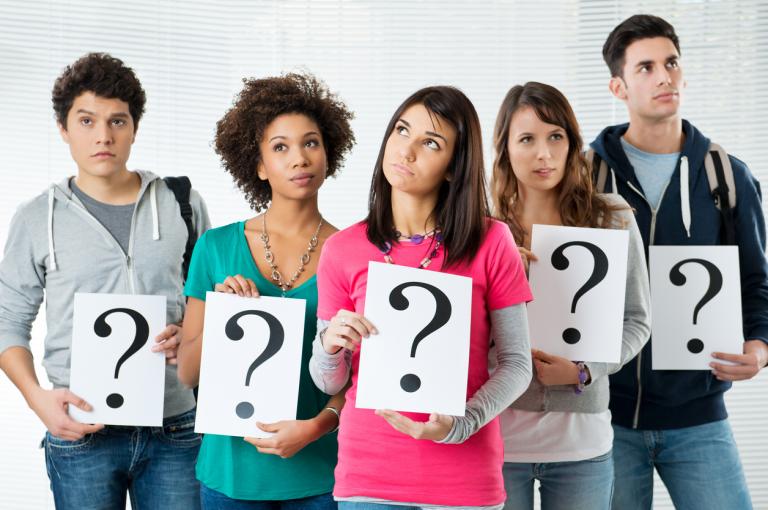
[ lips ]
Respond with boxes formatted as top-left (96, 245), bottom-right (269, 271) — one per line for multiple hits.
top-left (533, 168), bottom-right (555, 177)
top-left (654, 91), bottom-right (678, 100)
top-left (392, 163), bottom-right (414, 176)
top-left (92, 152), bottom-right (115, 158)
top-left (290, 173), bottom-right (315, 186)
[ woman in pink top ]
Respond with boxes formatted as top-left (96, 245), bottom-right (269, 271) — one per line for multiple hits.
top-left (309, 86), bottom-right (534, 509)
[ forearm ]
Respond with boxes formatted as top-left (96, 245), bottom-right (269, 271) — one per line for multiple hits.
top-left (308, 318), bottom-right (352, 395)
top-left (309, 385), bottom-right (347, 436)
top-left (177, 298), bottom-right (206, 387)
top-left (0, 346), bottom-right (43, 406)
top-left (440, 303), bottom-right (532, 444)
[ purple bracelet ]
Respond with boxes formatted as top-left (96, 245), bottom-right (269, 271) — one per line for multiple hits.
top-left (575, 361), bottom-right (588, 394)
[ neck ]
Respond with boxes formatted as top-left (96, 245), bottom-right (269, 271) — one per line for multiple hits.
top-left (623, 114), bottom-right (684, 154)
top-left (515, 186), bottom-right (561, 227)
top-left (390, 189), bottom-right (438, 236)
top-left (74, 169), bottom-right (140, 205)
top-left (264, 195), bottom-right (322, 235)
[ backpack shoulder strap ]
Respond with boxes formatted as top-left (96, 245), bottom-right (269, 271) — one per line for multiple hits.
top-left (703, 143), bottom-right (737, 244)
top-left (163, 176), bottom-right (196, 280)
top-left (587, 148), bottom-right (610, 193)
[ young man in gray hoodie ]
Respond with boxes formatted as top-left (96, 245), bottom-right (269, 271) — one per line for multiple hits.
top-left (0, 53), bottom-right (210, 509)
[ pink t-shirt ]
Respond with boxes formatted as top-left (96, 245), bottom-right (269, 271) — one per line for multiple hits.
top-left (317, 219), bottom-right (532, 506)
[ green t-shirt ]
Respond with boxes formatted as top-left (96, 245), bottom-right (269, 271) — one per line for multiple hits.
top-left (184, 221), bottom-right (337, 500)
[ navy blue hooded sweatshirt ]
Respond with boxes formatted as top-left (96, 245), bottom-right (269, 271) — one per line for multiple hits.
top-left (590, 120), bottom-right (768, 429)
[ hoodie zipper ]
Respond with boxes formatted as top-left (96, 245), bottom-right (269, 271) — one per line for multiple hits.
top-left (56, 179), bottom-right (154, 295)
top-left (625, 178), bottom-right (672, 429)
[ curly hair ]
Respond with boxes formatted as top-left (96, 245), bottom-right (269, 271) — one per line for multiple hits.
top-left (52, 52), bottom-right (146, 131)
top-left (491, 82), bottom-right (626, 244)
top-left (214, 73), bottom-right (356, 212)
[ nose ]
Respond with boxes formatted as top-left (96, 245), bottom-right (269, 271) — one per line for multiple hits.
top-left (536, 140), bottom-right (552, 161)
top-left (399, 140), bottom-right (416, 162)
top-left (657, 66), bottom-right (672, 86)
top-left (292, 146), bottom-right (310, 168)
top-left (95, 121), bottom-right (113, 145)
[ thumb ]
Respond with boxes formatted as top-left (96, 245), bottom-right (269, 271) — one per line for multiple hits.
top-left (532, 349), bottom-right (555, 363)
top-left (256, 421), bottom-right (280, 433)
top-left (64, 390), bottom-right (93, 411)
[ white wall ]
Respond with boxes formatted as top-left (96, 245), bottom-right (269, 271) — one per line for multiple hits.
top-left (1, 1), bottom-right (766, 508)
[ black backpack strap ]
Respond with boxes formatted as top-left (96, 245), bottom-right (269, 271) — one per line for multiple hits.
top-left (587, 148), bottom-right (609, 193)
top-left (163, 176), bottom-right (196, 280)
top-left (704, 144), bottom-right (737, 245)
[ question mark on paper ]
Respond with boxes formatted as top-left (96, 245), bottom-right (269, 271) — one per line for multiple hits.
top-left (225, 310), bottom-right (285, 419)
top-left (551, 241), bottom-right (609, 344)
top-left (389, 282), bottom-right (452, 393)
top-left (94, 308), bottom-right (150, 409)
top-left (669, 258), bottom-right (723, 354)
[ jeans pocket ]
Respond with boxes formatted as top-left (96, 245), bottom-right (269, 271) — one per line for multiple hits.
top-left (156, 408), bottom-right (201, 447)
top-left (45, 431), bottom-right (96, 456)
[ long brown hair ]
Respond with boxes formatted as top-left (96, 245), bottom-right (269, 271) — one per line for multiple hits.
top-left (366, 86), bottom-right (489, 267)
top-left (491, 82), bottom-right (623, 244)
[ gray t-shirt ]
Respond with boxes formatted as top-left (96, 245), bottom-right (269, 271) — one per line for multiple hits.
top-left (621, 137), bottom-right (680, 210)
top-left (70, 179), bottom-right (135, 254)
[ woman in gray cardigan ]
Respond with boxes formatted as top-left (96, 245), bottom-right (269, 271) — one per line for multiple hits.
top-left (490, 82), bottom-right (651, 510)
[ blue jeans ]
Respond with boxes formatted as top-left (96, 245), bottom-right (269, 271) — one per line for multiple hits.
top-left (44, 408), bottom-right (201, 510)
top-left (502, 450), bottom-right (613, 509)
top-left (612, 420), bottom-right (752, 510)
top-left (200, 483), bottom-right (336, 509)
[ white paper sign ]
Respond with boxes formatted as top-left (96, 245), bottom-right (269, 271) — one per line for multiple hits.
top-left (650, 246), bottom-right (742, 370)
top-left (195, 292), bottom-right (305, 437)
top-left (69, 293), bottom-right (166, 426)
top-left (527, 225), bottom-right (629, 363)
top-left (357, 262), bottom-right (472, 415)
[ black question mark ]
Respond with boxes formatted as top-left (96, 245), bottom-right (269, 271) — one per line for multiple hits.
top-left (94, 308), bottom-right (150, 409)
top-left (389, 282), bottom-right (452, 393)
top-left (551, 241), bottom-right (609, 344)
top-left (669, 258), bottom-right (723, 354)
top-left (225, 310), bottom-right (285, 419)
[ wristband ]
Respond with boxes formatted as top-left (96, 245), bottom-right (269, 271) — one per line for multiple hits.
top-left (323, 406), bottom-right (340, 434)
top-left (574, 361), bottom-right (588, 394)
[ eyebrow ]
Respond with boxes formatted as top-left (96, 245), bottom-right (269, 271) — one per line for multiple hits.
top-left (268, 131), bottom-right (320, 143)
top-left (635, 55), bottom-right (678, 68)
top-left (397, 118), bottom-right (448, 143)
top-left (516, 127), bottom-right (564, 137)
top-left (75, 109), bottom-right (130, 118)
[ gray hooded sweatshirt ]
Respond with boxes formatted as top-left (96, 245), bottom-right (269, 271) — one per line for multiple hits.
top-left (509, 193), bottom-right (652, 413)
top-left (0, 170), bottom-right (210, 418)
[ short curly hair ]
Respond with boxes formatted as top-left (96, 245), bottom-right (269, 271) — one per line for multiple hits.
top-left (214, 72), bottom-right (355, 212)
top-left (52, 52), bottom-right (146, 131)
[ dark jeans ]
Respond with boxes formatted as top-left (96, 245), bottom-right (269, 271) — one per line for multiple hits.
top-left (200, 483), bottom-right (336, 510)
top-left (44, 408), bottom-right (201, 510)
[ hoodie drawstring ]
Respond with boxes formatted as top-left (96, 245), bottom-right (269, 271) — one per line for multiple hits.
top-left (150, 180), bottom-right (159, 241)
top-left (47, 187), bottom-right (58, 271)
top-left (680, 156), bottom-right (691, 238)
top-left (610, 168), bottom-right (618, 195)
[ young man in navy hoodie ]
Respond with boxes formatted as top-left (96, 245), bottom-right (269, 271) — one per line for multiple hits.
top-left (591, 14), bottom-right (768, 509)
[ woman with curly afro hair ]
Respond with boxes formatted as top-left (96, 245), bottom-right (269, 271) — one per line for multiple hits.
top-left (178, 72), bottom-right (355, 509)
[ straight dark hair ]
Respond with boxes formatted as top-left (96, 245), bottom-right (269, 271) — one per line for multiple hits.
top-left (365, 86), bottom-right (489, 268)
top-left (603, 14), bottom-right (680, 77)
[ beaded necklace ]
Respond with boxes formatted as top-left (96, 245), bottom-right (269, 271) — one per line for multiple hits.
top-left (379, 230), bottom-right (443, 269)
